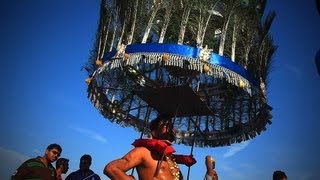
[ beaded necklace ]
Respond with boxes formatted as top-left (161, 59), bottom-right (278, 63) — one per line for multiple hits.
top-left (166, 155), bottom-right (180, 180)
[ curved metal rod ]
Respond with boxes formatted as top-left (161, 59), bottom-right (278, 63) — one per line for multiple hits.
top-left (186, 116), bottom-right (199, 180)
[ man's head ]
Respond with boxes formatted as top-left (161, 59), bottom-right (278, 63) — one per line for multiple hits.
top-left (79, 154), bottom-right (92, 171)
top-left (273, 170), bottom-right (287, 180)
top-left (56, 158), bottom-right (69, 174)
top-left (45, 143), bottom-right (62, 163)
top-left (149, 115), bottom-right (175, 141)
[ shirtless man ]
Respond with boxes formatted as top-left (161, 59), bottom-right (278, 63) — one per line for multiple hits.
top-left (104, 115), bottom-right (182, 180)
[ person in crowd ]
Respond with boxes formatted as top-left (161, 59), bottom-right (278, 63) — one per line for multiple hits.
top-left (66, 154), bottom-right (101, 180)
top-left (11, 143), bottom-right (62, 180)
top-left (56, 158), bottom-right (69, 180)
top-left (204, 155), bottom-right (218, 180)
top-left (104, 115), bottom-right (196, 180)
top-left (273, 170), bottom-right (287, 180)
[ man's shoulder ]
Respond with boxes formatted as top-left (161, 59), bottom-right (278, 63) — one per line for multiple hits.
top-left (22, 157), bottom-right (44, 167)
top-left (131, 146), bottom-right (151, 154)
top-left (68, 170), bottom-right (80, 175)
top-left (92, 172), bottom-right (101, 179)
top-left (24, 157), bottom-right (39, 162)
top-left (122, 147), bottom-right (151, 162)
top-left (66, 170), bottom-right (80, 178)
top-left (48, 162), bottom-right (55, 170)
top-left (86, 170), bottom-right (101, 180)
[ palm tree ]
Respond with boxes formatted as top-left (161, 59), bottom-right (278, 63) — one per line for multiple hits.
top-left (126, 0), bottom-right (139, 44)
top-left (158, 0), bottom-right (173, 43)
top-left (257, 11), bottom-right (276, 89)
top-left (84, 0), bottom-right (108, 76)
top-left (141, 0), bottom-right (162, 43)
top-left (177, 0), bottom-right (193, 44)
top-left (218, 0), bottom-right (238, 56)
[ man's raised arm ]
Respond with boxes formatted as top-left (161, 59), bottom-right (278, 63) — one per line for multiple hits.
top-left (104, 147), bottom-right (146, 180)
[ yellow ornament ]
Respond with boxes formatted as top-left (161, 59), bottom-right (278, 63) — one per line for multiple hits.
top-left (162, 54), bottom-right (169, 61)
top-left (124, 53), bottom-right (130, 59)
top-left (239, 79), bottom-right (245, 88)
top-left (85, 77), bottom-right (92, 85)
top-left (203, 65), bottom-right (211, 73)
top-left (95, 59), bottom-right (103, 67)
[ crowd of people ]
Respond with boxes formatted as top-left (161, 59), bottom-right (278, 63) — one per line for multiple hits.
top-left (10, 115), bottom-right (285, 180)
top-left (10, 143), bottom-right (101, 180)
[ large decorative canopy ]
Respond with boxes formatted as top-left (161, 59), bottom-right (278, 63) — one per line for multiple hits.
top-left (84, 0), bottom-right (276, 147)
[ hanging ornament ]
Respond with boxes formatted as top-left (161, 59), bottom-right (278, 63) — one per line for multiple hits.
top-left (85, 77), bottom-right (92, 85)
top-left (162, 53), bottom-right (169, 61)
top-left (124, 53), bottom-right (130, 59)
top-left (203, 65), bottom-right (211, 73)
top-left (95, 59), bottom-right (103, 67)
top-left (239, 79), bottom-right (245, 88)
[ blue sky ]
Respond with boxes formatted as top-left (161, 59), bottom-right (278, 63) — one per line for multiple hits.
top-left (1, 0), bottom-right (320, 179)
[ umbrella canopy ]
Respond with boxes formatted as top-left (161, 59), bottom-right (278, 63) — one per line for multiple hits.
top-left (85, 0), bottom-right (275, 148)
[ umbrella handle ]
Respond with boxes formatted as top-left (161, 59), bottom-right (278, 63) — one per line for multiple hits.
top-left (186, 142), bottom-right (195, 180)
top-left (186, 116), bottom-right (199, 180)
top-left (154, 153), bottom-right (165, 177)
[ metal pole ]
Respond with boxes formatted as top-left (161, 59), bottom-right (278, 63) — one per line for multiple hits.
top-left (186, 116), bottom-right (199, 180)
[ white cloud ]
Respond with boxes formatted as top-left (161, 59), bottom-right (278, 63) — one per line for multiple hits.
top-left (223, 141), bottom-right (250, 158)
top-left (70, 126), bottom-right (107, 143)
top-left (0, 147), bottom-right (30, 180)
top-left (220, 163), bottom-right (247, 179)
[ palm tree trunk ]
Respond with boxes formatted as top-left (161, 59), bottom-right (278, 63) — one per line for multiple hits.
top-left (158, 2), bottom-right (172, 43)
top-left (97, 30), bottom-right (103, 60)
top-left (109, 10), bottom-right (119, 51)
top-left (219, 0), bottom-right (237, 56)
top-left (127, 0), bottom-right (138, 44)
top-left (101, 19), bottom-right (111, 59)
top-left (243, 29), bottom-right (255, 68)
top-left (196, 9), bottom-right (204, 47)
top-left (218, 15), bottom-right (231, 56)
top-left (142, 2), bottom-right (161, 43)
top-left (117, 18), bottom-right (127, 49)
top-left (244, 45), bottom-right (250, 68)
top-left (178, 5), bottom-right (191, 44)
top-left (231, 16), bottom-right (238, 62)
top-left (200, 11), bottom-right (213, 46)
top-left (97, 0), bottom-right (107, 60)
